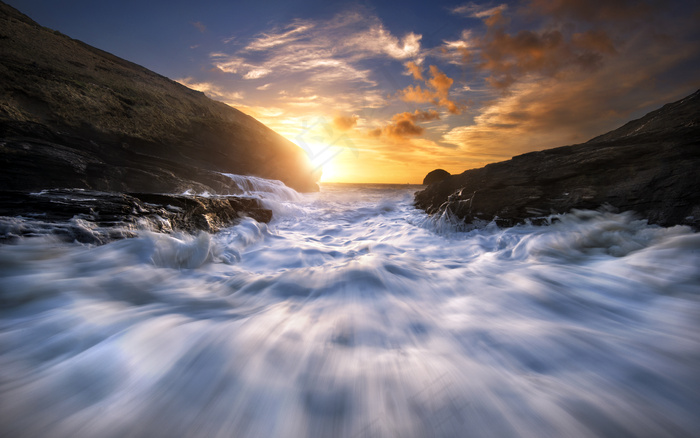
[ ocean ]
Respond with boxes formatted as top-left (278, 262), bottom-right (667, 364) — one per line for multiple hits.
top-left (1, 179), bottom-right (699, 438)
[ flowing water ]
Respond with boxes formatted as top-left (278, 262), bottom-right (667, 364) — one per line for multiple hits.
top-left (1, 180), bottom-right (699, 438)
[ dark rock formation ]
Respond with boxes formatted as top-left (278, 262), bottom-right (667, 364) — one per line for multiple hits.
top-left (0, 2), bottom-right (319, 194)
top-left (422, 169), bottom-right (451, 185)
top-left (415, 90), bottom-right (700, 229)
top-left (0, 189), bottom-right (272, 244)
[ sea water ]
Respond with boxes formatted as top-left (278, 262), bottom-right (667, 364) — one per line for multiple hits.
top-left (1, 179), bottom-right (699, 438)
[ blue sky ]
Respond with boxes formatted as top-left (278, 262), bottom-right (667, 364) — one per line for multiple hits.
top-left (7, 0), bottom-right (700, 182)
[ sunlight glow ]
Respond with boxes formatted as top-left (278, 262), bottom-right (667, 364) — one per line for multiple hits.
top-left (303, 141), bottom-right (342, 182)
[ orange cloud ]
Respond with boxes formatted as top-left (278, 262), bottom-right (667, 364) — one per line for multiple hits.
top-left (333, 114), bottom-right (358, 131)
top-left (399, 85), bottom-right (435, 103)
top-left (385, 119), bottom-right (424, 138)
top-left (376, 109), bottom-right (440, 139)
top-left (427, 66), bottom-right (452, 97)
top-left (397, 109), bottom-right (440, 123)
top-left (405, 61), bottom-right (423, 80)
top-left (397, 65), bottom-right (462, 114)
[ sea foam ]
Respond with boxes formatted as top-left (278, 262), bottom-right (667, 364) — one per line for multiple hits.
top-left (0, 182), bottom-right (698, 437)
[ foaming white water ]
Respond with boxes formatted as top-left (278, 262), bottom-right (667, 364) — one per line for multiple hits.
top-left (221, 173), bottom-right (302, 201)
top-left (221, 173), bottom-right (304, 218)
top-left (1, 183), bottom-right (699, 438)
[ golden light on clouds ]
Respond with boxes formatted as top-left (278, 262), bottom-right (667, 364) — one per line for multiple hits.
top-left (176, 0), bottom-right (700, 184)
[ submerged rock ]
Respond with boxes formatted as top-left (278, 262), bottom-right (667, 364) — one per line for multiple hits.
top-left (415, 90), bottom-right (700, 229)
top-left (0, 2), bottom-right (319, 194)
top-left (0, 189), bottom-right (272, 244)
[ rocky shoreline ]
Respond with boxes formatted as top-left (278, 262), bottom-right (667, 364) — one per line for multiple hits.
top-left (0, 2), bottom-right (320, 242)
top-left (0, 189), bottom-right (271, 244)
top-left (415, 90), bottom-right (700, 229)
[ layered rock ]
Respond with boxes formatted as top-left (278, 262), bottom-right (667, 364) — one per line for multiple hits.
top-left (415, 90), bottom-right (700, 228)
top-left (0, 189), bottom-right (271, 244)
top-left (0, 1), bottom-right (319, 194)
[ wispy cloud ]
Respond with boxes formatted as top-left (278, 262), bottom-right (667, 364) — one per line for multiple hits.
top-left (343, 23), bottom-right (422, 59)
top-left (192, 21), bottom-right (206, 33)
top-left (451, 2), bottom-right (508, 18)
top-left (245, 21), bottom-right (314, 51)
top-left (211, 11), bottom-right (422, 87)
top-left (175, 77), bottom-right (243, 102)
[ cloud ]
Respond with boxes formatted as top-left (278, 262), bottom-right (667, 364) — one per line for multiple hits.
top-left (333, 115), bottom-right (359, 131)
top-left (527, 0), bottom-right (654, 22)
top-left (439, 30), bottom-right (474, 66)
top-left (212, 11), bottom-right (422, 86)
top-left (398, 65), bottom-right (462, 114)
top-left (177, 0), bottom-right (699, 185)
top-left (400, 85), bottom-right (435, 102)
top-left (346, 26), bottom-right (421, 59)
top-left (210, 55), bottom-right (246, 74)
top-left (245, 22), bottom-right (314, 51)
top-left (451, 3), bottom-right (508, 18)
top-left (375, 109), bottom-right (441, 139)
top-left (401, 109), bottom-right (441, 122)
top-left (469, 9), bottom-right (621, 89)
top-left (431, 0), bottom-right (700, 176)
top-left (442, 26), bottom-right (700, 160)
top-left (427, 66), bottom-right (453, 98)
top-left (572, 29), bottom-right (617, 54)
top-left (175, 77), bottom-right (243, 102)
top-left (192, 21), bottom-right (206, 33)
top-left (243, 68), bottom-right (272, 79)
top-left (404, 61), bottom-right (423, 80)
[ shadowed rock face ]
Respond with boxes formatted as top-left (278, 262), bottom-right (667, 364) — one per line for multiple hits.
top-left (0, 190), bottom-right (272, 244)
top-left (415, 90), bottom-right (700, 229)
top-left (0, 2), bottom-right (319, 194)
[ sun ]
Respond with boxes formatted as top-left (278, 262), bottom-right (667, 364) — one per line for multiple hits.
top-left (304, 141), bottom-right (343, 182)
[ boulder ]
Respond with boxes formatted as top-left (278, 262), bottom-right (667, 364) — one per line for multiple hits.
top-left (422, 169), bottom-right (451, 185)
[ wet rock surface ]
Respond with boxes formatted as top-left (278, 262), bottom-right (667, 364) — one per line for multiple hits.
top-left (0, 189), bottom-right (272, 244)
top-left (415, 90), bottom-right (700, 229)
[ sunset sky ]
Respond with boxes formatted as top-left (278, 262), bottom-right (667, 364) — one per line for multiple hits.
top-left (8, 0), bottom-right (700, 183)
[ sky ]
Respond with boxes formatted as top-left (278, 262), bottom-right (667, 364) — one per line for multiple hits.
top-left (7, 0), bottom-right (700, 183)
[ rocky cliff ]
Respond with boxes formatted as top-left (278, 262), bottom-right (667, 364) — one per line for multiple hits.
top-left (415, 90), bottom-right (700, 229)
top-left (0, 1), bottom-right (319, 194)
